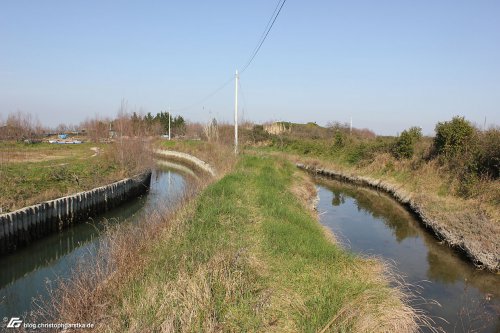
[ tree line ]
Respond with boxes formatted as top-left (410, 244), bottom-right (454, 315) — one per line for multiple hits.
top-left (0, 110), bottom-right (186, 142)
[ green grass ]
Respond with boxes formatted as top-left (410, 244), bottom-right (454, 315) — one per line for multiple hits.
top-left (0, 142), bottom-right (120, 212)
top-left (257, 136), bottom-right (395, 169)
top-left (97, 154), bottom-right (412, 331)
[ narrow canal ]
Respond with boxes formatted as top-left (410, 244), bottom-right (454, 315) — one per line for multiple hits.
top-left (316, 177), bottom-right (499, 333)
top-left (0, 167), bottom-right (187, 319)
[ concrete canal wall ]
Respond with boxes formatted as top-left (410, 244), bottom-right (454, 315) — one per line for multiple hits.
top-left (154, 149), bottom-right (216, 177)
top-left (0, 172), bottom-right (152, 254)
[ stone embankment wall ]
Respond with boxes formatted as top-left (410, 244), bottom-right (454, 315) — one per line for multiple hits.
top-left (298, 164), bottom-right (499, 272)
top-left (0, 172), bottom-right (152, 254)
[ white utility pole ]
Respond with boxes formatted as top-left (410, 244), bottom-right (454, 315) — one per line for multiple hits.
top-left (234, 70), bottom-right (239, 154)
top-left (350, 116), bottom-right (352, 136)
top-left (168, 107), bottom-right (171, 140)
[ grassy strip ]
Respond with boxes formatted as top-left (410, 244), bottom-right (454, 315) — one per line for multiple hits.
top-left (0, 141), bottom-right (149, 212)
top-left (53, 154), bottom-right (419, 332)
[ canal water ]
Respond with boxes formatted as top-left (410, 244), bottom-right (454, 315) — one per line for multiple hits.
top-left (0, 167), bottom-right (187, 319)
top-left (316, 177), bottom-right (499, 333)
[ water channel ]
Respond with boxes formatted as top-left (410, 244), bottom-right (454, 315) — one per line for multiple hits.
top-left (0, 167), bottom-right (187, 319)
top-left (316, 177), bottom-right (499, 333)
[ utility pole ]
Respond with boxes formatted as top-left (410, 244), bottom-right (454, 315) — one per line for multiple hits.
top-left (168, 107), bottom-right (171, 140)
top-left (350, 116), bottom-right (352, 136)
top-left (234, 70), bottom-right (239, 154)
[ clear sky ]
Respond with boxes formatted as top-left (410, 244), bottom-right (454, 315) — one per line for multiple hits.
top-left (1, 0), bottom-right (499, 135)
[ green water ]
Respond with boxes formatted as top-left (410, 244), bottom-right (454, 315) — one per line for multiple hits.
top-left (0, 168), bottom-right (186, 319)
top-left (316, 177), bottom-right (499, 333)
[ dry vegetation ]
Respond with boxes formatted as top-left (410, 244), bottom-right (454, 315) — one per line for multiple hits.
top-left (31, 153), bottom-right (429, 332)
top-left (251, 118), bottom-right (499, 271)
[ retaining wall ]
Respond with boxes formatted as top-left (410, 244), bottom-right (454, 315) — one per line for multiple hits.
top-left (154, 149), bottom-right (216, 177)
top-left (0, 172), bottom-right (152, 255)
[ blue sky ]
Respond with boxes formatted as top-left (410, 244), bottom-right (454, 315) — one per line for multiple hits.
top-left (1, 1), bottom-right (499, 135)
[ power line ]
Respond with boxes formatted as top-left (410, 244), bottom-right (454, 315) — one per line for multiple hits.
top-left (172, 75), bottom-right (234, 112)
top-left (244, 0), bottom-right (283, 70)
top-left (241, 0), bottom-right (287, 73)
top-left (172, 0), bottom-right (287, 112)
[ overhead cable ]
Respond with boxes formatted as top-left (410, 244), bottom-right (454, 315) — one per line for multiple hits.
top-left (172, 0), bottom-right (287, 112)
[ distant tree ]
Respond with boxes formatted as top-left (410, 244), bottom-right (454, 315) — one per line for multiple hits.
top-left (154, 112), bottom-right (170, 133)
top-left (204, 118), bottom-right (219, 142)
top-left (86, 118), bottom-right (109, 142)
top-left (153, 112), bottom-right (185, 136)
top-left (2, 111), bottom-right (41, 140)
top-left (172, 115), bottom-right (186, 135)
top-left (130, 112), bottom-right (142, 136)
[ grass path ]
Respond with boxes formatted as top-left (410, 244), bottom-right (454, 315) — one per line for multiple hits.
top-left (65, 154), bottom-right (418, 332)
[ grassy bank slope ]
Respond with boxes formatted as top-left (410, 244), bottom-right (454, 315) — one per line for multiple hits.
top-left (53, 154), bottom-right (419, 332)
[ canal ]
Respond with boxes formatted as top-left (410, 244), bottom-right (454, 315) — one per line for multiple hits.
top-left (316, 177), bottom-right (499, 333)
top-left (0, 167), bottom-right (187, 319)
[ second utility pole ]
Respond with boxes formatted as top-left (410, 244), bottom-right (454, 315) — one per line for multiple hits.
top-left (234, 70), bottom-right (239, 154)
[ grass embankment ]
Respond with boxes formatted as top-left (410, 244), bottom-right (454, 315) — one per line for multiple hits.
top-left (51, 154), bottom-right (420, 332)
top-left (0, 141), bottom-right (150, 213)
top-left (256, 138), bottom-right (499, 271)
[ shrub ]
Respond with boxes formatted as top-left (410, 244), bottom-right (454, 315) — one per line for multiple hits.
top-left (433, 116), bottom-right (476, 159)
top-left (476, 128), bottom-right (500, 179)
top-left (392, 127), bottom-right (422, 159)
top-left (249, 125), bottom-right (271, 143)
top-left (333, 131), bottom-right (346, 148)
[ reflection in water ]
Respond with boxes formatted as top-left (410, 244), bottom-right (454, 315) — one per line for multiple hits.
top-left (0, 168), bottom-right (187, 318)
top-left (316, 177), bottom-right (500, 333)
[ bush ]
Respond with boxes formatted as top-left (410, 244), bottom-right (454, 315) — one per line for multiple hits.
top-left (333, 131), bottom-right (346, 148)
top-left (392, 127), bottom-right (422, 159)
top-left (249, 125), bottom-right (271, 143)
top-left (431, 117), bottom-right (498, 197)
top-left (433, 116), bottom-right (476, 159)
top-left (476, 128), bottom-right (500, 179)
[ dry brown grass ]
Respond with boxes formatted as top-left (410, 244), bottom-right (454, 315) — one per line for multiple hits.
top-left (319, 259), bottom-right (439, 333)
top-left (156, 140), bottom-right (237, 177)
top-left (29, 145), bottom-right (224, 331)
top-left (31, 181), bottom-right (206, 332)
